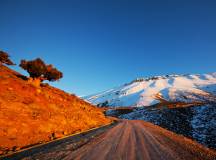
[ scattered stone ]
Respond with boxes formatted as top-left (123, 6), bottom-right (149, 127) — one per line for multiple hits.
top-left (36, 89), bottom-right (41, 94)
top-left (7, 87), bottom-right (13, 91)
top-left (54, 132), bottom-right (64, 139)
top-left (63, 131), bottom-right (68, 135)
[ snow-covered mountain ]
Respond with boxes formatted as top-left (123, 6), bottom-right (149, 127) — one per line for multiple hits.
top-left (84, 73), bottom-right (216, 107)
top-left (84, 73), bottom-right (216, 149)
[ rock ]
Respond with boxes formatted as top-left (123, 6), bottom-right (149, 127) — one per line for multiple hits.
top-left (15, 147), bottom-right (21, 151)
top-left (49, 132), bottom-right (64, 140)
top-left (36, 89), bottom-right (41, 94)
top-left (63, 131), bottom-right (68, 135)
top-left (54, 132), bottom-right (64, 139)
top-left (7, 87), bottom-right (13, 91)
top-left (0, 150), bottom-right (4, 155)
top-left (49, 133), bottom-right (55, 140)
top-left (12, 146), bottom-right (20, 151)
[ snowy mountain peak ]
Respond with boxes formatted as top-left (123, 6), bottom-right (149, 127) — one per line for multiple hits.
top-left (84, 73), bottom-right (216, 107)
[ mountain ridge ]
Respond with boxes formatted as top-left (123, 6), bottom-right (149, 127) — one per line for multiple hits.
top-left (84, 72), bottom-right (216, 107)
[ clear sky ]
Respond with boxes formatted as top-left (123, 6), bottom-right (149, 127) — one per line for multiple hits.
top-left (0, 0), bottom-right (216, 96)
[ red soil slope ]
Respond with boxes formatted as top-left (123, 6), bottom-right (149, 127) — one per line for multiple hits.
top-left (0, 65), bottom-right (111, 155)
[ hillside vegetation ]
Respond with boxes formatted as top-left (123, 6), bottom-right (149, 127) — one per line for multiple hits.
top-left (0, 65), bottom-right (111, 155)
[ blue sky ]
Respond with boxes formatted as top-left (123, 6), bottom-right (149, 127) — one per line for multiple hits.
top-left (0, 0), bottom-right (216, 95)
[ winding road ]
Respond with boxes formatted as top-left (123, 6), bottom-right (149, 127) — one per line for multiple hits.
top-left (23, 120), bottom-right (216, 160)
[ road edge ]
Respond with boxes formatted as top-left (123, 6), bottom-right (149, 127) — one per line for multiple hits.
top-left (0, 120), bottom-right (118, 160)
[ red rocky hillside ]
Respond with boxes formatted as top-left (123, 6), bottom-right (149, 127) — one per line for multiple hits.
top-left (0, 65), bottom-right (111, 154)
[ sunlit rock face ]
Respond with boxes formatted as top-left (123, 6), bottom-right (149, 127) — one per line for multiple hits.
top-left (0, 65), bottom-right (111, 155)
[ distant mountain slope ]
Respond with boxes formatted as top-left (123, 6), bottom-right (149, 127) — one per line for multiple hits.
top-left (83, 73), bottom-right (216, 149)
top-left (84, 73), bottom-right (216, 107)
top-left (0, 65), bottom-right (111, 155)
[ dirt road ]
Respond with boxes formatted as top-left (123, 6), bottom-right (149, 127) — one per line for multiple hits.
top-left (23, 120), bottom-right (216, 160)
